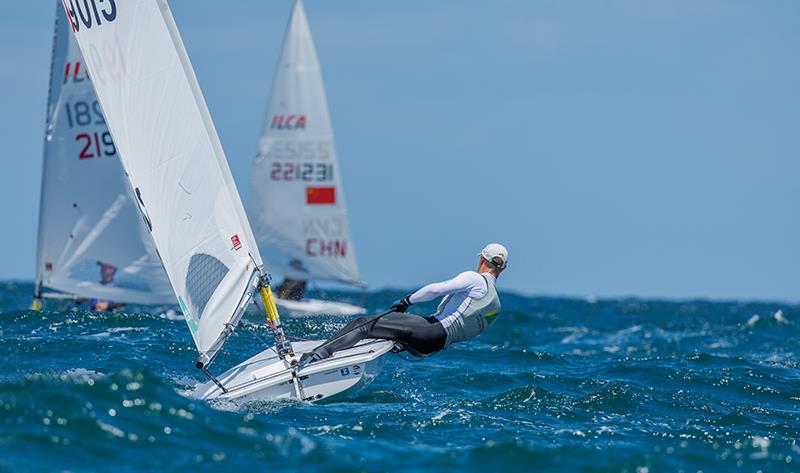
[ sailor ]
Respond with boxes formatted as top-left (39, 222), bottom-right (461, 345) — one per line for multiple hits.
top-left (276, 278), bottom-right (306, 301)
top-left (276, 259), bottom-right (308, 301)
top-left (298, 243), bottom-right (508, 366)
top-left (90, 261), bottom-right (126, 312)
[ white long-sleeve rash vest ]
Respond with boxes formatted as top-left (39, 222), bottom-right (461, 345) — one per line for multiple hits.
top-left (408, 271), bottom-right (495, 330)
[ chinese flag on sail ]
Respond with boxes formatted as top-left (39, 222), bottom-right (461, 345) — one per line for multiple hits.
top-left (306, 186), bottom-right (336, 205)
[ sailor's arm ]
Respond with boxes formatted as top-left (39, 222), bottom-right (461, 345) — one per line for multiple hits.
top-left (390, 272), bottom-right (484, 312)
top-left (409, 271), bottom-right (484, 303)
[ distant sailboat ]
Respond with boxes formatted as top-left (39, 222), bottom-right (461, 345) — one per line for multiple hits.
top-left (33, 2), bottom-right (173, 310)
top-left (63, 0), bottom-right (392, 401)
top-left (249, 0), bottom-right (365, 316)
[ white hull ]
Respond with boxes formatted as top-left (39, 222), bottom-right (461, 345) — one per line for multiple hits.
top-left (193, 339), bottom-right (393, 402)
top-left (275, 297), bottom-right (366, 317)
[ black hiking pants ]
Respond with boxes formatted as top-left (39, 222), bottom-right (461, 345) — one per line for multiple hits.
top-left (311, 312), bottom-right (447, 360)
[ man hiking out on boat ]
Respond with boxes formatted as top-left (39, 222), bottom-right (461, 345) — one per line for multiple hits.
top-left (297, 243), bottom-right (508, 367)
top-left (90, 261), bottom-right (126, 312)
top-left (276, 259), bottom-right (307, 301)
top-left (276, 278), bottom-right (306, 301)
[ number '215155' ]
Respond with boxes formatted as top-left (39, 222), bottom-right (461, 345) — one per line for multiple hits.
top-left (63, 0), bottom-right (118, 32)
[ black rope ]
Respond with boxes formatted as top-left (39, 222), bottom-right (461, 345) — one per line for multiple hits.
top-left (248, 325), bottom-right (275, 348)
top-left (200, 367), bottom-right (228, 393)
top-left (393, 351), bottom-right (426, 362)
top-left (391, 342), bottom-right (435, 362)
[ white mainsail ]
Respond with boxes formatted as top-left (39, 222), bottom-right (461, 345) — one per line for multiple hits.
top-left (61, 0), bottom-right (263, 364)
top-left (249, 0), bottom-right (362, 286)
top-left (34, 3), bottom-right (173, 306)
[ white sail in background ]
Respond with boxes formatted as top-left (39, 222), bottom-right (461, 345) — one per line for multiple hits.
top-left (249, 0), bottom-right (362, 286)
top-left (62, 0), bottom-right (263, 363)
top-left (34, 3), bottom-right (173, 305)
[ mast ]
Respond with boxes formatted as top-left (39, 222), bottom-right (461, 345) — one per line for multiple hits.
top-left (32, 4), bottom-right (63, 311)
top-left (258, 274), bottom-right (293, 358)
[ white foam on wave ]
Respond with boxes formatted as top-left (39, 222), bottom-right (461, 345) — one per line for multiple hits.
top-left (708, 340), bottom-right (732, 349)
top-left (84, 326), bottom-right (145, 339)
top-left (22, 368), bottom-right (107, 386)
top-left (97, 420), bottom-right (126, 438)
top-left (746, 309), bottom-right (789, 328)
top-left (158, 309), bottom-right (184, 321)
top-left (558, 326), bottom-right (589, 344)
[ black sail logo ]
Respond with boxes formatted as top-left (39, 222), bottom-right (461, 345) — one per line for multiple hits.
top-left (134, 187), bottom-right (153, 232)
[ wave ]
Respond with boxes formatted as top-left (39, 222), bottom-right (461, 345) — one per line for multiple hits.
top-left (1, 283), bottom-right (799, 471)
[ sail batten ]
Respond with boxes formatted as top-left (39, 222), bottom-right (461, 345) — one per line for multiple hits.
top-left (249, 0), bottom-right (362, 287)
top-left (34, 2), bottom-right (174, 306)
top-left (63, 0), bottom-right (263, 361)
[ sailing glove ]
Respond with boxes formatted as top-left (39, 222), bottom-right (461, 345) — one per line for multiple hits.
top-left (390, 295), bottom-right (413, 313)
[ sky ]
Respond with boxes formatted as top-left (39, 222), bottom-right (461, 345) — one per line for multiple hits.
top-left (1, 1), bottom-right (799, 302)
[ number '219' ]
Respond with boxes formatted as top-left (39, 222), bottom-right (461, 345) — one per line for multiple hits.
top-left (63, 0), bottom-right (118, 32)
top-left (77, 132), bottom-right (116, 160)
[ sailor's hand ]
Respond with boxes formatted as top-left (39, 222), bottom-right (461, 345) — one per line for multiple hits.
top-left (390, 295), bottom-right (412, 313)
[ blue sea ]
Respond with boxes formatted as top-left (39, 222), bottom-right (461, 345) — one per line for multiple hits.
top-left (0, 281), bottom-right (798, 472)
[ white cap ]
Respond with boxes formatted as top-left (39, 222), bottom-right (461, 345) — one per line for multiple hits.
top-left (479, 243), bottom-right (508, 269)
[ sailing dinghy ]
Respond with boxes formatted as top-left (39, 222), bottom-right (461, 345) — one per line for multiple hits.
top-left (249, 0), bottom-right (366, 317)
top-left (62, 0), bottom-right (392, 402)
top-left (32, 3), bottom-right (173, 310)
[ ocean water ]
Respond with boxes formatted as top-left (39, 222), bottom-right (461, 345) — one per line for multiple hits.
top-left (0, 281), bottom-right (798, 472)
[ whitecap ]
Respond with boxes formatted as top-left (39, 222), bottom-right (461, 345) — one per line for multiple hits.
top-left (97, 420), bottom-right (125, 438)
top-left (158, 309), bottom-right (184, 321)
